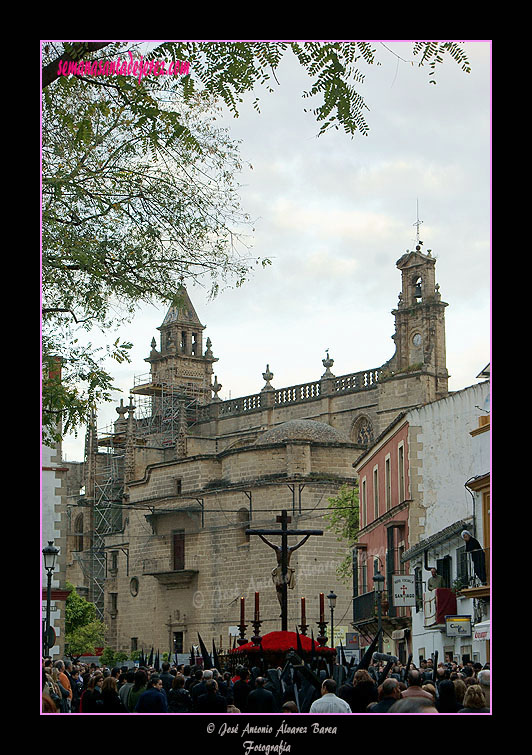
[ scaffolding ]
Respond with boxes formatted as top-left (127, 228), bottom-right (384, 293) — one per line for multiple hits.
top-left (131, 372), bottom-right (203, 447)
top-left (75, 425), bottom-right (126, 621)
top-left (77, 373), bottom-right (205, 619)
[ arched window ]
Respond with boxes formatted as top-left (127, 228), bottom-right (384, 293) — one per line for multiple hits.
top-left (412, 275), bottom-right (423, 303)
top-left (351, 415), bottom-right (374, 446)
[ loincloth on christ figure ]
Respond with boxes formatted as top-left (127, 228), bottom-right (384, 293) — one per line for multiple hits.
top-left (271, 565), bottom-right (296, 589)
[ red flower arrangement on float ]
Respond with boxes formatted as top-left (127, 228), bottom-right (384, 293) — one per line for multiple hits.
top-left (229, 631), bottom-right (336, 666)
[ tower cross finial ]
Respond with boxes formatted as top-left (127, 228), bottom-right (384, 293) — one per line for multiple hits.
top-left (413, 198), bottom-right (423, 245)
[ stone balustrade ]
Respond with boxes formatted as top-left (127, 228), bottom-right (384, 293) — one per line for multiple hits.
top-left (197, 367), bottom-right (382, 422)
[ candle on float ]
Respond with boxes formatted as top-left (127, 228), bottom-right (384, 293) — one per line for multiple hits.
top-left (319, 592), bottom-right (325, 622)
top-left (240, 596), bottom-right (245, 625)
top-left (255, 592), bottom-right (260, 621)
top-left (301, 597), bottom-right (306, 625)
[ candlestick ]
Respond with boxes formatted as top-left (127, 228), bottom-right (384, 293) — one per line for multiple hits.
top-left (240, 596), bottom-right (245, 624)
top-left (255, 591), bottom-right (260, 622)
top-left (319, 592), bottom-right (325, 623)
top-left (301, 597), bottom-right (306, 625)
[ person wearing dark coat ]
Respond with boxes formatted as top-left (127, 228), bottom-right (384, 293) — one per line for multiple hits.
top-left (461, 530), bottom-right (487, 584)
top-left (196, 680), bottom-right (228, 713)
top-left (368, 678), bottom-right (402, 712)
top-left (80, 673), bottom-right (105, 713)
top-left (247, 677), bottom-right (276, 713)
top-left (100, 676), bottom-right (127, 712)
top-left (346, 669), bottom-right (378, 713)
top-left (191, 670), bottom-right (214, 710)
top-left (167, 675), bottom-right (193, 713)
top-left (159, 663), bottom-right (175, 694)
top-left (435, 679), bottom-right (461, 713)
top-left (232, 668), bottom-right (251, 712)
top-left (135, 675), bottom-right (169, 713)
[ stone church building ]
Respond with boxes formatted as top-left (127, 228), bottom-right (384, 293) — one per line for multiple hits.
top-left (66, 244), bottom-right (450, 659)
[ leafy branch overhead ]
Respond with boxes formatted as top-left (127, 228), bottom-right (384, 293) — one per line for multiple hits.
top-left (41, 41), bottom-right (471, 444)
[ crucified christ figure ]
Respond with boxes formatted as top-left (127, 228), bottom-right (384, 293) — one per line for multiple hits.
top-left (257, 533), bottom-right (311, 611)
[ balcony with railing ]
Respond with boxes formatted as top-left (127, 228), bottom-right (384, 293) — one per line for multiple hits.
top-left (456, 546), bottom-right (490, 597)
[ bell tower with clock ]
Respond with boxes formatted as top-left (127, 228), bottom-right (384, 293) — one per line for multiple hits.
top-left (387, 243), bottom-right (449, 400)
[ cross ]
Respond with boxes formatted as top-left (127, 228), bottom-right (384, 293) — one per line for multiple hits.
top-left (413, 198), bottom-right (423, 245)
top-left (246, 510), bottom-right (323, 631)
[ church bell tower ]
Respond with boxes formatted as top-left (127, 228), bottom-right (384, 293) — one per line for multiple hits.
top-left (141, 285), bottom-right (218, 404)
top-left (389, 243), bottom-right (449, 399)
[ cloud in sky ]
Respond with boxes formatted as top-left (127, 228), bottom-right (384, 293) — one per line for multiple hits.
top-left (57, 41), bottom-right (491, 460)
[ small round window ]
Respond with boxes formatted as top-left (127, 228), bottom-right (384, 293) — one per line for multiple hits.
top-left (129, 577), bottom-right (139, 597)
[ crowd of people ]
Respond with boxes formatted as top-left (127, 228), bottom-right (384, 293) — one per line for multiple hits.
top-left (42, 655), bottom-right (490, 714)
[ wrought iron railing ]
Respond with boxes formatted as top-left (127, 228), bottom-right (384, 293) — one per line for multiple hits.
top-left (353, 590), bottom-right (378, 623)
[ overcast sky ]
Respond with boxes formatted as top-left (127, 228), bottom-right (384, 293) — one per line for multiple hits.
top-left (59, 40), bottom-right (491, 462)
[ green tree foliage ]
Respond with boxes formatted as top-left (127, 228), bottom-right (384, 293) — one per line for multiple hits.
top-left (64, 582), bottom-right (106, 658)
top-left (325, 483), bottom-right (359, 583)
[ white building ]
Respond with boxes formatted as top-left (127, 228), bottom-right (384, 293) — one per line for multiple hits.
top-left (402, 378), bottom-right (490, 666)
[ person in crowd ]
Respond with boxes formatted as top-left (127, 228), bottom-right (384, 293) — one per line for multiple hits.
top-left (421, 683), bottom-right (436, 700)
top-left (477, 669), bottom-right (490, 709)
top-left (452, 677), bottom-right (467, 707)
top-left (401, 670), bottom-right (435, 701)
top-left (42, 693), bottom-right (59, 713)
top-left (309, 679), bottom-right (352, 713)
top-left (196, 679), bottom-right (228, 713)
top-left (348, 669), bottom-right (379, 712)
top-left (458, 684), bottom-right (490, 713)
top-left (167, 674), bottom-right (193, 713)
top-left (70, 667), bottom-right (83, 713)
top-left (127, 669), bottom-right (148, 712)
top-left (226, 694), bottom-right (241, 713)
top-left (436, 679), bottom-right (461, 713)
top-left (80, 672), bottom-right (104, 712)
top-left (54, 660), bottom-right (73, 712)
top-left (101, 676), bottom-right (126, 712)
top-left (282, 700), bottom-right (299, 713)
top-left (247, 676), bottom-right (276, 713)
top-left (181, 665), bottom-right (193, 689)
top-left (367, 678), bottom-right (402, 713)
top-left (159, 662), bottom-right (175, 694)
top-left (212, 668), bottom-right (229, 698)
top-left (232, 667), bottom-right (251, 713)
top-left (389, 697), bottom-right (439, 713)
top-left (191, 669), bottom-right (214, 710)
top-left (135, 674), bottom-right (168, 713)
top-left (187, 667), bottom-right (204, 692)
top-left (118, 670), bottom-right (136, 711)
top-left (51, 666), bottom-right (71, 712)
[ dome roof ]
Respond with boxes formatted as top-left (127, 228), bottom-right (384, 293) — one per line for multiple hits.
top-left (254, 419), bottom-right (351, 446)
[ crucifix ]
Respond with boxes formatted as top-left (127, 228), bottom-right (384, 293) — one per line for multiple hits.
top-left (246, 510), bottom-right (323, 631)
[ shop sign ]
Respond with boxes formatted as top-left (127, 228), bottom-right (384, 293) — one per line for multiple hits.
top-left (445, 615), bottom-right (472, 637)
top-left (392, 575), bottom-right (416, 607)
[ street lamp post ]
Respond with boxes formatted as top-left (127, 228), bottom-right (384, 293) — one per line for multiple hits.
top-left (42, 541), bottom-right (59, 656)
top-left (327, 589), bottom-right (337, 651)
top-left (373, 571), bottom-right (385, 653)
